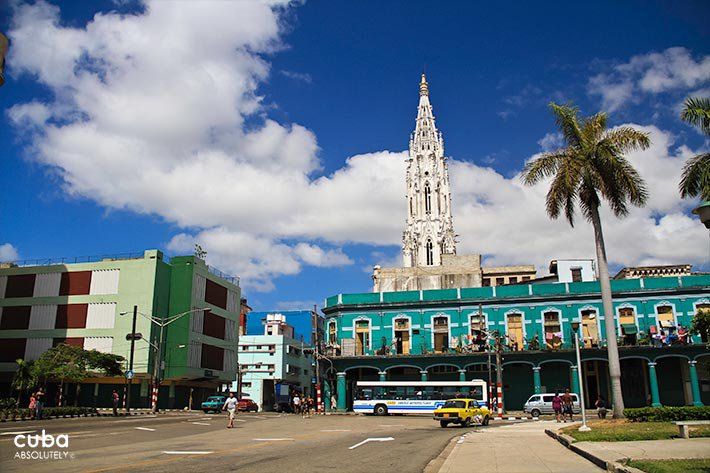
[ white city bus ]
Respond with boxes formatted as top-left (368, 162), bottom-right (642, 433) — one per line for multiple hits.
top-left (353, 380), bottom-right (488, 415)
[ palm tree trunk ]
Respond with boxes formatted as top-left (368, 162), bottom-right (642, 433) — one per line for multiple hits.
top-left (590, 205), bottom-right (625, 418)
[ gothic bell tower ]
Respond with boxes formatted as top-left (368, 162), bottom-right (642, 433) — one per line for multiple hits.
top-left (402, 74), bottom-right (457, 267)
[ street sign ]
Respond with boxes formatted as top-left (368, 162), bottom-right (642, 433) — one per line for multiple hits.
top-left (125, 332), bottom-right (143, 341)
top-left (126, 370), bottom-right (134, 379)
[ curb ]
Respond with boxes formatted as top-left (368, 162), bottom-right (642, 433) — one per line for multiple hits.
top-left (544, 429), bottom-right (646, 473)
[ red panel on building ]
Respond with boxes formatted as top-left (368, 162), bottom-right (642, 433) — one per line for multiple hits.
top-left (202, 310), bottom-right (226, 339)
top-left (55, 304), bottom-right (88, 329)
top-left (53, 338), bottom-right (84, 347)
top-left (59, 271), bottom-right (92, 296)
top-left (4, 274), bottom-right (36, 298)
top-left (0, 338), bottom-right (27, 362)
top-left (201, 343), bottom-right (224, 371)
top-left (205, 279), bottom-right (227, 310)
top-left (0, 306), bottom-right (31, 330)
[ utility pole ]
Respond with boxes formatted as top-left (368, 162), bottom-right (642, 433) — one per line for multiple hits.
top-left (126, 305), bottom-right (137, 413)
top-left (313, 304), bottom-right (322, 413)
top-left (494, 329), bottom-right (504, 418)
top-left (151, 321), bottom-right (165, 412)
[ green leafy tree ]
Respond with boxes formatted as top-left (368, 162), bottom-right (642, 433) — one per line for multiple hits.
top-left (679, 97), bottom-right (710, 201)
top-left (521, 103), bottom-right (650, 418)
top-left (690, 308), bottom-right (710, 347)
top-left (32, 344), bottom-right (125, 406)
top-left (11, 358), bottom-right (36, 407)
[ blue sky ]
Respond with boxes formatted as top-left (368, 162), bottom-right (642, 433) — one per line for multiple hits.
top-left (2, 0), bottom-right (709, 312)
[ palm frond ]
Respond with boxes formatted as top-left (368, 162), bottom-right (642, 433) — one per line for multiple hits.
top-left (521, 151), bottom-right (567, 186)
top-left (679, 152), bottom-right (710, 201)
top-left (582, 112), bottom-right (608, 145)
top-left (549, 103), bottom-right (583, 148)
top-left (681, 97), bottom-right (710, 136)
top-left (600, 127), bottom-right (651, 154)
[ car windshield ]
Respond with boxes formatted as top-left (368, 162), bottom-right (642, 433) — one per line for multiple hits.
top-left (206, 397), bottom-right (223, 402)
top-left (442, 400), bottom-right (467, 409)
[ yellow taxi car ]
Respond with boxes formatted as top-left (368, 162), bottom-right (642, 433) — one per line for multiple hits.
top-left (433, 398), bottom-right (491, 428)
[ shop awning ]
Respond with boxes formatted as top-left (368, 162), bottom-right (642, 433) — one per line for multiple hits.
top-left (621, 324), bottom-right (637, 335)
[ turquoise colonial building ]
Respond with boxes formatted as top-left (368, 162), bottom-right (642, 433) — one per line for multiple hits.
top-left (321, 275), bottom-right (710, 412)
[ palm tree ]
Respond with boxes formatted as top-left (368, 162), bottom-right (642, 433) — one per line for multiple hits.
top-left (11, 358), bottom-right (36, 407)
top-left (521, 103), bottom-right (650, 418)
top-left (679, 97), bottom-right (710, 201)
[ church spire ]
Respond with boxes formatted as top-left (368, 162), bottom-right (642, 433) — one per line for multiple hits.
top-left (402, 75), bottom-right (457, 268)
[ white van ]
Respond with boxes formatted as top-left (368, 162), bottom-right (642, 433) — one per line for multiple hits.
top-left (523, 393), bottom-right (581, 417)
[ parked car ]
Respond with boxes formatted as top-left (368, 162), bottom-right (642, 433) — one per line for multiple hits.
top-left (238, 398), bottom-right (259, 412)
top-left (523, 393), bottom-right (581, 417)
top-left (201, 395), bottom-right (226, 413)
top-left (433, 398), bottom-right (491, 428)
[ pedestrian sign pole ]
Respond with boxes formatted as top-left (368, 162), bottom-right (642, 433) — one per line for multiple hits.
top-left (316, 384), bottom-right (322, 413)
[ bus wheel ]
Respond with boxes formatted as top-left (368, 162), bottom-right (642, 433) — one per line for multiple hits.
top-left (440, 421), bottom-right (449, 428)
top-left (374, 404), bottom-right (388, 416)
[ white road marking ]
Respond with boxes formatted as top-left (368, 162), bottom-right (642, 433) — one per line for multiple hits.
top-left (252, 438), bottom-right (294, 441)
top-left (0, 430), bottom-right (36, 436)
top-left (349, 437), bottom-right (394, 450)
top-left (236, 419), bottom-right (247, 422)
top-left (320, 429), bottom-right (351, 432)
top-left (115, 416), bottom-right (157, 422)
top-left (135, 427), bottom-right (156, 431)
top-left (190, 422), bottom-right (211, 426)
top-left (163, 451), bottom-right (213, 455)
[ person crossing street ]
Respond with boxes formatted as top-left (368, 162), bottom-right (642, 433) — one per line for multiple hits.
top-left (222, 392), bottom-right (238, 429)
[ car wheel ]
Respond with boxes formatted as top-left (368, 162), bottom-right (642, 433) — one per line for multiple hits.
top-left (440, 420), bottom-right (449, 428)
top-left (203, 409), bottom-right (209, 413)
top-left (483, 415), bottom-right (490, 426)
top-left (531, 409), bottom-right (541, 418)
top-left (374, 404), bottom-right (388, 416)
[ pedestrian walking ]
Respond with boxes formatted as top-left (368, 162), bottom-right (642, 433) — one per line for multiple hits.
top-left (552, 391), bottom-right (562, 423)
top-left (34, 388), bottom-right (45, 420)
top-left (28, 393), bottom-right (36, 420)
top-left (561, 389), bottom-right (574, 422)
top-left (330, 394), bottom-right (337, 412)
top-left (595, 395), bottom-right (608, 419)
top-left (222, 392), bottom-right (238, 429)
top-left (293, 393), bottom-right (301, 415)
top-left (112, 389), bottom-right (120, 416)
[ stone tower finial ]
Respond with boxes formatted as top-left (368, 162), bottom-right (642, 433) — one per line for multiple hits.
top-left (419, 73), bottom-right (429, 97)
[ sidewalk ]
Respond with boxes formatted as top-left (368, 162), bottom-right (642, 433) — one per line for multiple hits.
top-left (437, 420), bottom-right (602, 473)
top-left (573, 438), bottom-right (710, 463)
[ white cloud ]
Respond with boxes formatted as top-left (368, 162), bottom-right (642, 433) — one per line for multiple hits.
top-left (588, 47), bottom-right (710, 112)
top-left (274, 300), bottom-right (318, 311)
top-left (280, 70), bottom-right (312, 83)
top-left (537, 132), bottom-right (564, 152)
top-left (7, 3), bottom-right (709, 292)
top-left (0, 243), bottom-right (19, 262)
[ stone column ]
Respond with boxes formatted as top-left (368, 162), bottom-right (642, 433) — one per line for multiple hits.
top-left (458, 369), bottom-right (467, 382)
top-left (420, 370), bottom-right (428, 382)
top-left (647, 362), bottom-right (661, 407)
top-left (533, 366), bottom-right (542, 395)
top-left (336, 372), bottom-right (347, 412)
top-left (571, 365), bottom-right (580, 396)
top-left (688, 360), bottom-right (704, 407)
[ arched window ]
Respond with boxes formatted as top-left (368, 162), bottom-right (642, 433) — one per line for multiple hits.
top-left (328, 320), bottom-right (337, 345)
top-left (424, 183), bottom-right (431, 214)
top-left (426, 239), bottom-right (434, 265)
top-left (437, 186), bottom-right (441, 213)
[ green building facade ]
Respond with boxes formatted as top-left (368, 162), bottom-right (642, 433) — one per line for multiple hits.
top-left (321, 275), bottom-right (710, 412)
top-left (0, 250), bottom-right (240, 409)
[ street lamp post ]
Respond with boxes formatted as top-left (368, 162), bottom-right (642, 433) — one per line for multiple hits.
top-left (571, 321), bottom-right (591, 432)
top-left (120, 307), bottom-right (209, 412)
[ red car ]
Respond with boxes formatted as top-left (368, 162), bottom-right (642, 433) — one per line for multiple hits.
top-left (238, 398), bottom-right (259, 412)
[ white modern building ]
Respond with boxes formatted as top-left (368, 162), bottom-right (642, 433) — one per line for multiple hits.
top-left (231, 314), bottom-right (313, 411)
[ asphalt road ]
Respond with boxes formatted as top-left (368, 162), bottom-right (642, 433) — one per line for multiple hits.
top-left (0, 412), bottom-right (507, 473)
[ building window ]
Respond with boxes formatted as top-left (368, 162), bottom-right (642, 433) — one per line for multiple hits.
top-left (328, 321), bottom-right (337, 344)
top-left (433, 316), bottom-right (449, 353)
top-left (522, 276), bottom-right (530, 281)
top-left (509, 276), bottom-right (518, 284)
top-left (571, 268), bottom-right (583, 282)
top-left (482, 278), bottom-right (490, 287)
top-left (618, 307), bottom-right (637, 344)
top-left (424, 183), bottom-right (432, 214)
top-left (506, 313), bottom-right (523, 351)
top-left (656, 305), bottom-right (674, 328)
top-left (393, 318), bottom-right (410, 354)
top-left (355, 320), bottom-right (370, 355)
top-left (581, 309), bottom-right (598, 347)
top-left (426, 239), bottom-right (434, 266)
top-left (543, 311), bottom-right (562, 350)
top-left (495, 277), bottom-right (505, 286)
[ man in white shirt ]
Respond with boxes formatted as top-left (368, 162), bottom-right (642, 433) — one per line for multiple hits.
top-left (222, 392), bottom-right (238, 429)
top-left (293, 394), bottom-right (301, 414)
